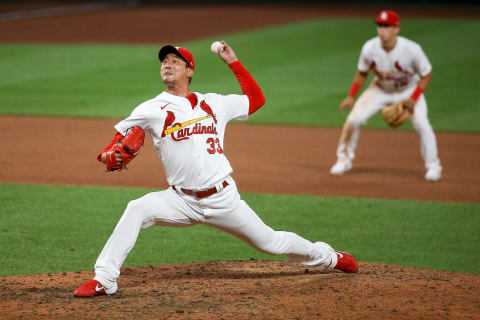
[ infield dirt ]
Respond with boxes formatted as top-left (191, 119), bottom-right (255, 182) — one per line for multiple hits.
top-left (1, 3), bottom-right (479, 319)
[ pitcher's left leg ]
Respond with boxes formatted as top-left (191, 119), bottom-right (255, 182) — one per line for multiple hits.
top-left (206, 199), bottom-right (358, 273)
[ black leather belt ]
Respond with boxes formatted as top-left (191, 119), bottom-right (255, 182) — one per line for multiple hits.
top-left (172, 181), bottom-right (229, 199)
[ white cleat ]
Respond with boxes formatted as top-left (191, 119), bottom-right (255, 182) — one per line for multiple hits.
top-left (330, 158), bottom-right (352, 176)
top-left (425, 165), bottom-right (442, 182)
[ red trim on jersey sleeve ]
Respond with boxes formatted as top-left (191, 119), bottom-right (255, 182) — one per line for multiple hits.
top-left (228, 60), bottom-right (266, 115)
top-left (186, 93), bottom-right (198, 109)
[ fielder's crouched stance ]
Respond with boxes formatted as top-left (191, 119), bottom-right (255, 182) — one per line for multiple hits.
top-left (330, 10), bottom-right (442, 182)
top-left (74, 42), bottom-right (358, 297)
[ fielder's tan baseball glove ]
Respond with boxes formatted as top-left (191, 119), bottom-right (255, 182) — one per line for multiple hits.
top-left (381, 100), bottom-right (412, 128)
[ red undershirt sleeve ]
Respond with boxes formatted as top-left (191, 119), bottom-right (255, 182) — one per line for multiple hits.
top-left (228, 60), bottom-right (266, 115)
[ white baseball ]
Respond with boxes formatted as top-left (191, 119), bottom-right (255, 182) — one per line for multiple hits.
top-left (210, 41), bottom-right (222, 54)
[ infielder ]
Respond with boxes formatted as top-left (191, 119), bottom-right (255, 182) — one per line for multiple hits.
top-left (74, 41), bottom-right (359, 297)
top-left (330, 9), bottom-right (442, 181)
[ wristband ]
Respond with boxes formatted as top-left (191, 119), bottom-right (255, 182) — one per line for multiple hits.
top-left (410, 86), bottom-right (424, 101)
top-left (348, 82), bottom-right (361, 98)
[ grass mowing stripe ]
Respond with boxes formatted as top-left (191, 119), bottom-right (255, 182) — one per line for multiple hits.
top-left (0, 183), bottom-right (478, 276)
top-left (1, 18), bottom-right (479, 132)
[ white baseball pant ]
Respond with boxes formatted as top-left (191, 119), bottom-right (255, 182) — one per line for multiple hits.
top-left (336, 85), bottom-right (441, 170)
top-left (94, 176), bottom-right (337, 294)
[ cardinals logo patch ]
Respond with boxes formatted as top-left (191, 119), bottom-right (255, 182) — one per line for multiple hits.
top-left (161, 107), bottom-right (218, 141)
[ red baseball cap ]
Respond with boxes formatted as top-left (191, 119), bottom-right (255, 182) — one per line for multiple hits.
top-left (376, 9), bottom-right (400, 26)
top-left (158, 45), bottom-right (195, 71)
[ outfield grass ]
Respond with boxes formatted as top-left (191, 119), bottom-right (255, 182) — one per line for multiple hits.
top-left (1, 183), bottom-right (478, 276)
top-left (0, 18), bottom-right (479, 132)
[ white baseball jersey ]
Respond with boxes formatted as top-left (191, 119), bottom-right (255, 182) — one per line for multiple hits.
top-left (358, 36), bottom-right (432, 92)
top-left (115, 91), bottom-right (249, 189)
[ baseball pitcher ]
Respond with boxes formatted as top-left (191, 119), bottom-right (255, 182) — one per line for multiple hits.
top-left (330, 9), bottom-right (442, 181)
top-left (74, 41), bottom-right (359, 297)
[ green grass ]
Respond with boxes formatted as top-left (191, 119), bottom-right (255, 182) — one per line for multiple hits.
top-left (1, 183), bottom-right (479, 276)
top-left (1, 18), bottom-right (479, 131)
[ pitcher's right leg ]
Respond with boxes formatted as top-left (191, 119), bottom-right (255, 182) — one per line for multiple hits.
top-left (74, 188), bottom-right (199, 297)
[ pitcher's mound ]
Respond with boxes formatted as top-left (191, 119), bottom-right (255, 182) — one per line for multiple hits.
top-left (2, 260), bottom-right (479, 319)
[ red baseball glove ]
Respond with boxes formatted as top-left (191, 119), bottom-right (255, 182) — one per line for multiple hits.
top-left (100, 126), bottom-right (145, 171)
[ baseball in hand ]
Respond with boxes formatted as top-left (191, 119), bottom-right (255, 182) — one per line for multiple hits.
top-left (210, 41), bottom-right (223, 54)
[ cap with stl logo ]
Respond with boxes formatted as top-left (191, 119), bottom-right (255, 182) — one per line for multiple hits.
top-left (376, 10), bottom-right (400, 26)
top-left (158, 45), bottom-right (195, 71)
